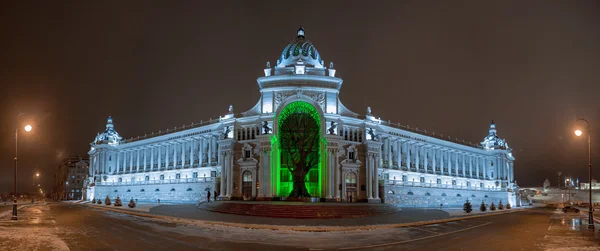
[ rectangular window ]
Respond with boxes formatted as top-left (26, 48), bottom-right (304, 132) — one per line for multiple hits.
top-left (245, 150), bottom-right (251, 158)
top-left (436, 179), bottom-right (442, 184)
top-left (402, 175), bottom-right (408, 182)
top-left (193, 172), bottom-right (198, 178)
top-left (160, 175), bottom-right (165, 180)
top-left (419, 177), bottom-right (425, 183)
top-left (349, 152), bottom-right (355, 160)
top-left (176, 174), bottom-right (181, 179)
top-left (145, 176), bottom-right (150, 181)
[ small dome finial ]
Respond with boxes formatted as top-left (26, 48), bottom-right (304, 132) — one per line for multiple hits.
top-left (297, 26), bottom-right (305, 38)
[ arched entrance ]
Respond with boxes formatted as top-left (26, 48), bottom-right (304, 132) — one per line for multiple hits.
top-left (345, 172), bottom-right (357, 202)
top-left (277, 101), bottom-right (322, 198)
top-left (242, 170), bottom-right (253, 199)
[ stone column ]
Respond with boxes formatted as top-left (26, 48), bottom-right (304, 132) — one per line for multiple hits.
top-left (258, 149), bottom-right (265, 196)
top-left (461, 153), bottom-right (466, 176)
top-left (415, 145), bottom-right (420, 171)
top-left (251, 169), bottom-right (257, 197)
top-left (190, 140), bottom-right (194, 167)
top-left (227, 151), bottom-right (234, 197)
top-left (265, 149), bottom-right (272, 197)
top-left (374, 153), bottom-right (379, 199)
top-left (181, 141), bottom-right (185, 167)
top-left (396, 140), bottom-right (402, 167)
top-left (334, 149), bottom-right (340, 200)
top-left (432, 148), bottom-right (436, 172)
top-left (208, 137), bottom-right (213, 164)
top-left (136, 149), bottom-right (140, 172)
top-left (115, 152), bottom-right (120, 174)
top-left (151, 146), bottom-right (154, 170)
top-left (173, 143), bottom-right (178, 168)
top-left (424, 146), bottom-right (429, 172)
top-left (129, 150), bottom-right (133, 173)
top-left (468, 155), bottom-right (472, 177)
top-left (476, 156), bottom-right (480, 179)
top-left (165, 144), bottom-right (169, 169)
top-left (143, 148), bottom-right (147, 171)
top-left (366, 153), bottom-right (372, 199)
top-left (219, 152), bottom-right (226, 197)
top-left (454, 152), bottom-right (459, 176)
top-left (405, 142), bottom-right (411, 169)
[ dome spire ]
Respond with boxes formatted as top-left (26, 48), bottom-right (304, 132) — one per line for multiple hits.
top-left (297, 26), bottom-right (305, 38)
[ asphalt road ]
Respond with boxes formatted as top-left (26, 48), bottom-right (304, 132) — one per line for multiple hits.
top-left (0, 203), bottom-right (598, 251)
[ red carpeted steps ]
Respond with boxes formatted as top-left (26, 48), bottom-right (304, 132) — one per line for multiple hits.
top-left (202, 202), bottom-right (399, 219)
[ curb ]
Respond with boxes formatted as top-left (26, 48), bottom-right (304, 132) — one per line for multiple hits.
top-left (79, 202), bottom-right (529, 232)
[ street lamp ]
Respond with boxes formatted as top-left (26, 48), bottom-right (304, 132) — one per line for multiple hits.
top-left (575, 117), bottom-right (594, 229)
top-left (12, 113), bottom-right (32, 221)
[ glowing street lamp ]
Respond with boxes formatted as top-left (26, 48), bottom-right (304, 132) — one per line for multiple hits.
top-left (574, 117), bottom-right (594, 229)
top-left (12, 114), bottom-right (32, 220)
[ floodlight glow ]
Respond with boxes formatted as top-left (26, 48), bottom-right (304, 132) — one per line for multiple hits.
top-left (24, 125), bottom-right (32, 132)
top-left (575, 130), bottom-right (583, 136)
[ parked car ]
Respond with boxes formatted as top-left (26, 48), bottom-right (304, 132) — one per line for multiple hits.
top-left (562, 206), bottom-right (580, 213)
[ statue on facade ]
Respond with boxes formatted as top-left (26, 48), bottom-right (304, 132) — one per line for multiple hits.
top-left (367, 106), bottom-right (372, 115)
top-left (262, 121), bottom-right (271, 134)
top-left (328, 121), bottom-right (337, 135)
top-left (329, 62), bottom-right (334, 69)
top-left (228, 105), bottom-right (233, 114)
top-left (266, 61), bottom-right (270, 68)
top-left (223, 126), bottom-right (231, 139)
top-left (367, 128), bottom-right (378, 141)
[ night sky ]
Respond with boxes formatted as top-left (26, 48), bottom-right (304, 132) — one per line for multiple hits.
top-left (1, 1), bottom-right (599, 193)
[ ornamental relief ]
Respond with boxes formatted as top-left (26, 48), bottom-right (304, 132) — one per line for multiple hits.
top-left (274, 90), bottom-right (325, 112)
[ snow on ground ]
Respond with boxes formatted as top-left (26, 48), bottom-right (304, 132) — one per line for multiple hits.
top-left (0, 204), bottom-right (69, 251)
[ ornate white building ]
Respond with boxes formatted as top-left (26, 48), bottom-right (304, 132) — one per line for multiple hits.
top-left (87, 28), bottom-right (517, 206)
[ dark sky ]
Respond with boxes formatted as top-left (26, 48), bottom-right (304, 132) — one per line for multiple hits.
top-left (1, 1), bottom-right (599, 193)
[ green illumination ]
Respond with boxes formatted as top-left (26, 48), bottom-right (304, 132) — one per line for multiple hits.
top-left (276, 101), bottom-right (322, 197)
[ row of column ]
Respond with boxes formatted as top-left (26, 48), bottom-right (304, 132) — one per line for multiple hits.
top-left (382, 138), bottom-right (494, 179)
top-left (366, 152), bottom-right (380, 200)
top-left (90, 134), bottom-right (220, 176)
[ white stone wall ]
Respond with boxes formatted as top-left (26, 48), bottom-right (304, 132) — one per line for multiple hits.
top-left (94, 181), bottom-right (216, 203)
top-left (384, 185), bottom-right (516, 208)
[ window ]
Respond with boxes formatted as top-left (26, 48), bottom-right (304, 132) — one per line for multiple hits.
top-left (160, 175), bottom-right (165, 180)
top-left (193, 172), bottom-right (198, 178)
top-left (452, 180), bottom-right (457, 185)
top-left (145, 176), bottom-right (150, 181)
top-left (349, 151), bottom-right (355, 160)
top-left (402, 175), bottom-right (408, 182)
top-left (176, 174), bottom-right (181, 179)
top-left (245, 150), bottom-right (251, 158)
top-left (109, 155), bottom-right (112, 161)
top-left (436, 179), bottom-right (442, 184)
top-left (419, 177), bottom-right (425, 183)
top-left (72, 175), bottom-right (75, 179)
top-left (118, 178), bottom-right (122, 182)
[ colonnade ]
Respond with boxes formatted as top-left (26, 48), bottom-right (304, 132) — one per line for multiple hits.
top-left (90, 134), bottom-right (220, 177)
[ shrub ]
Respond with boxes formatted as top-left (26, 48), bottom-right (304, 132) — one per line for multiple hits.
top-left (97, 198), bottom-right (102, 204)
top-left (105, 195), bottom-right (111, 205)
top-left (463, 200), bottom-right (473, 213)
top-left (114, 197), bottom-right (122, 207)
top-left (128, 199), bottom-right (136, 208)
top-left (91, 198), bottom-right (96, 204)
top-left (480, 201), bottom-right (487, 212)
top-left (506, 203), bottom-right (511, 209)
top-left (490, 202), bottom-right (496, 211)
top-left (498, 200), bottom-right (504, 210)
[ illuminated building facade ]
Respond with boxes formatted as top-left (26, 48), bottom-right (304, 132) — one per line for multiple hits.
top-left (87, 28), bottom-right (517, 206)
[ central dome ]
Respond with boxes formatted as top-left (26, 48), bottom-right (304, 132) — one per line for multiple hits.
top-left (276, 27), bottom-right (324, 68)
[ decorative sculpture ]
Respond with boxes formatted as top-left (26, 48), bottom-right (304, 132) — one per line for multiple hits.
top-left (368, 128), bottom-right (378, 141)
top-left (328, 121), bottom-right (337, 135)
top-left (262, 121), bottom-right (271, 134)
top-left (223, 126), bottom-right (231, 139)
top-left (367, 106), bottom-right (372, 115)
top-left (266, 61), bottom-right (270, 68)
top-left (329, 62), bottom-right (334, 69)
top-left (228, 105), bottom-right (233, 113)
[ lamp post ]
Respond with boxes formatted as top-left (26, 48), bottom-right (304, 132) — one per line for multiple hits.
top-left (12, 113), bottom-right (32, 220)
top-left (575, 117), bottom-right (594, 229)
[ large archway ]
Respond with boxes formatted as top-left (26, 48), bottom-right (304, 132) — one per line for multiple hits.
top-left (276, 101), bottom-right (323, 198)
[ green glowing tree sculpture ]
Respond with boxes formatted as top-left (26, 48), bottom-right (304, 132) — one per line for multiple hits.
top-left (279, 102), bottom-right (320, 198)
